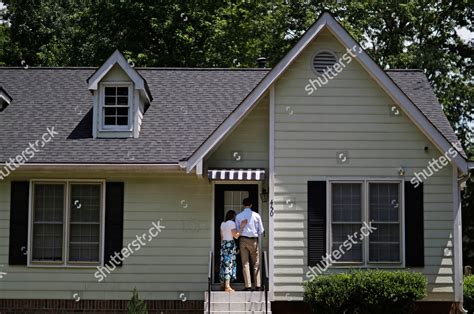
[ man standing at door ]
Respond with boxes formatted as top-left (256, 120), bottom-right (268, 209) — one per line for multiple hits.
top-left (236, 197), bottom-right (264, 291)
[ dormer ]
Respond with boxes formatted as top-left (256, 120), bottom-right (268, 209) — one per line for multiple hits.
top-left (0, 87), bottom-right (12, 112)
top-left (87, 50), bottom-right (152, 138)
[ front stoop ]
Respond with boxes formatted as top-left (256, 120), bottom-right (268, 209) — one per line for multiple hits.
top-left (204, 291), bottom-right (271, 314)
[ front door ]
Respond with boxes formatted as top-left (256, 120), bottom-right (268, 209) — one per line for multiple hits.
top-left (214, 184), bottom-right (259, 284)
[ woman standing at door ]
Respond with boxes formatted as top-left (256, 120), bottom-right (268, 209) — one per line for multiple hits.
top-left (220, 210), bottom-right (247, 292)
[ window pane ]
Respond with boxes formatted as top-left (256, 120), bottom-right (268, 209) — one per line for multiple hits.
top-left (369, 183), bottom-right (401, 262)
top-left (104, 107), bottom-right (116, 116)
top-left (369, 243), bottom-right (400, 262)
top-left (370, 223), bottom-right (399, 242)
top-left (116, 107), bottom-right (128, 116)
top-left (102, 86), bottom-right (129, 127)
top-left (117, 87), bottom-right (128, 96)
top-left (69, 184), bottom-right (101, 262)
top-left (104, 116), bottom-right (115, 126)
top-left (33, 224), bottom-right (63, 261)
top-left (332, 224), bottom-right (363, 262)
top-left (117, 116), bottom-right (128, 125)
top-left (104, 87), bottom-right (116, 96)
top-left (332, 183), bottom-right (361, 222)
top-left (104, 97), bottom-right (116, 106)
top-left (116, 96), bottom-right (128, 106)
top-left (369, 183), bottom-right (399, 221)
top-left (32, 184), bottom-right (64, 261)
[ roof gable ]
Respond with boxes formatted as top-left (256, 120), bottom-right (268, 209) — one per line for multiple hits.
top-left (184, 12), bottom-right (468, 174)
top-left (87, 50), bottom-right (152, 102)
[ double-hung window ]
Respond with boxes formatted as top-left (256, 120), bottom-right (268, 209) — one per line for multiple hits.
top-left (30, 181), bottom-right (104, 266)
top-left (101, 84), bottom-right (132, 130)
top-left (329, 180), bottom-right (402, 265)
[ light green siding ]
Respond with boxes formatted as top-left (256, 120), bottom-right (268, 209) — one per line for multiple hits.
top-left (206, 96), bottom-right (269, 169)
top-left (272, 29), bottom-right (455, 301)
top-left (0, 172), bottom-right (213, 300)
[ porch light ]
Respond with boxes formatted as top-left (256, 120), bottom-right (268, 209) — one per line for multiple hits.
top-left (398, 167), bottom-right (406, 176)
top-left (260, 188), bottom-right (269, 203)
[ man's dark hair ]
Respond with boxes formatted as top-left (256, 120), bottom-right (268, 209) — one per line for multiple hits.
top-left (242, 198), bottom-right (252, 207)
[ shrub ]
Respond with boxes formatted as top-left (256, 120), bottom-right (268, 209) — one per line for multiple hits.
top-left (127, 288), bottom-right (148, 314)
top-left (304, 270), bottom-right (427, 314)
top-left (464, 275), bottom-right (474, 313)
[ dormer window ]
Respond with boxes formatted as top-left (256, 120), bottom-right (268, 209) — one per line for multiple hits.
top-left (87, 50), bottom-right (152, 139)
top-left (101, 84), bottom-right (132, 130)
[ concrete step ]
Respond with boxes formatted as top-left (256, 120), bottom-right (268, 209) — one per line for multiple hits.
top-left (204, 301), bottom-right (271, 311)
top-left (204, 310), bottom-right (272, 314)
top-left (204, 311), bottom-right (271, 314)
top-left (205, 291), bottom-right (268, 303)
top-left (204, 291), bottom-right (271, 313)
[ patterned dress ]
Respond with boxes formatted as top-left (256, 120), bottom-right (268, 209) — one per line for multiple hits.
top-left (219, 240), bottom-right (237, 282)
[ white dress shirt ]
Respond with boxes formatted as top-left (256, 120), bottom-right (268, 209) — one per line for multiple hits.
top-left (236, 207), bottom-right (264, 238)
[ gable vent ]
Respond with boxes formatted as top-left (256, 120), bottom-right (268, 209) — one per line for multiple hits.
top-left (312, 51), bottom-right (337, 74)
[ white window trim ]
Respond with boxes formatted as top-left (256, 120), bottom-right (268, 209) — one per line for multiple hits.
top-left (326, 178), bottom-right (405, 268)
top-left (98, 82), bottom-right (133, 132)
top-left (27, 179), bottom-right (106, 268)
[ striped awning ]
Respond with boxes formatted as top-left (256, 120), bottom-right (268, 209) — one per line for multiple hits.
top-left (208, 169), bottom-right (265, 181)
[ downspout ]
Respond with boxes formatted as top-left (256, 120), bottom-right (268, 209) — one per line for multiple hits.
top-left (453, 168), bottom-right (472, 313)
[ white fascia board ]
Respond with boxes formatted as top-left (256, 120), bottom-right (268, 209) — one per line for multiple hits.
top-left (186, 12), bottom-right (468, 175)
top-left (87, 50), bottom-right (150, 102)
top-left (185, 14), bottom-right (329, 173)
top-left (0, 92), bottom-right (12, 104)
top-left (17, 163), bottom-right (182, 172)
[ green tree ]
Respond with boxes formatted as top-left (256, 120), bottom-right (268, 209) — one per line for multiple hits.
top-left (127, 288), bottom-right (148, 314)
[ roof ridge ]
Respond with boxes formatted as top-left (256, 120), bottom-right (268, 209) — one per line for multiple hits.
top-left (0, 66), bottom-right (271, 71)
top-left (0, 66), bottom-right (97, 70)
top-left (385, 69), bottom-right (424, 72)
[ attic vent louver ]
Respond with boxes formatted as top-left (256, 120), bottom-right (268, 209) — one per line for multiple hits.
top-left (312, 51), bottom-right (337, 74)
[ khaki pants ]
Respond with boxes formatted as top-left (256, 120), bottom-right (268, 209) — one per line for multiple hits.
top-left (239, 237), bottom-right (260, 288)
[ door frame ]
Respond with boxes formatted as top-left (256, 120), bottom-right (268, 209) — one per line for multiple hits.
top-left (211, 181), bottom-right (262, 284)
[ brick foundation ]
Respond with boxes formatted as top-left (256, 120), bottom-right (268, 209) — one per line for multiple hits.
top-left (0, 299), bottom-right (203, 314)
top-left (0, 299), bottom-right (463, 314)
top-left (271, 301), bottom-right (461, 314)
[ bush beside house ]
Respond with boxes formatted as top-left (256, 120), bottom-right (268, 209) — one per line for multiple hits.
top-left (304, 270), bottom-right (427, 314)
top-left (127, 288), bottom-right (148, 314)
top-left (464, 275), bottom-right (474, 313)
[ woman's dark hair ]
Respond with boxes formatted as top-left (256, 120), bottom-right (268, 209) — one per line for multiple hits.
top-left (225, 210), bottom-right (236, 221)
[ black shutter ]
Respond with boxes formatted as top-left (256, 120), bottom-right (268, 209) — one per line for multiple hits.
top-left (405, 181), bottom-right (424, 267)
top-left (104, 182), bottom-right (124, 266)
top-left (308, 181), bottom-right (327, 266)
top-left (9, 181), bottom-right (29, 265)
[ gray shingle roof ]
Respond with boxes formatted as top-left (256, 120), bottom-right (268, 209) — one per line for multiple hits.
top-left (0, 67), bottom-right (267, 164)
top-left (0, 67), bottom-right (465, 164)
top-left (386, 70), bottom-right (466, 158)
